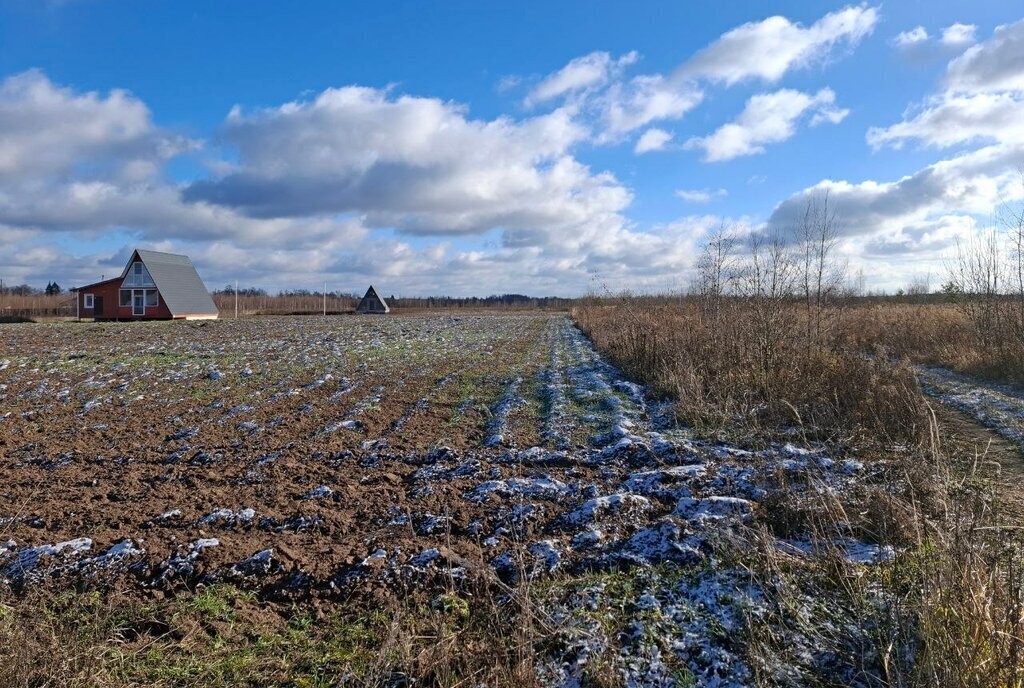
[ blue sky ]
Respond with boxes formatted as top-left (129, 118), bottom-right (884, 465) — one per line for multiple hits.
top-left (1, 1), bottom-right (1023, 295)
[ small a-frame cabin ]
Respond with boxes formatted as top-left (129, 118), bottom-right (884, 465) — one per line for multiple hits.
top-left (75, 249), bottom-right (219, 321)
top-left (356, 285), bottom-right (390, 314)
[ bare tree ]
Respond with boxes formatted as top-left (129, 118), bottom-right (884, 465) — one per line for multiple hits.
top-left (999, 170), bottom-right (1024, 345)
top-left (695, 224), bottom-right (737, 317)
top-left (796, 191), bottom-right (846, 353)
top-left (950, 227), bottom-right (1006, 350)
top-left (735, 231), bottom-right (798, 390)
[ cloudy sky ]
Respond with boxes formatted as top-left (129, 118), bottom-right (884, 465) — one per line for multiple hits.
top-left (1, 1), bottom-right (1022, 296)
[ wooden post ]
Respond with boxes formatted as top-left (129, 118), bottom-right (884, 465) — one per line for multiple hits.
top-left (235, 279), bottom-right (238, 319)
top-left (323, 281), bottom-right (327, 316)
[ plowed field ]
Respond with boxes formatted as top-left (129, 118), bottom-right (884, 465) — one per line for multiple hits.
top-left (1, 314), bottom-right (897, 684)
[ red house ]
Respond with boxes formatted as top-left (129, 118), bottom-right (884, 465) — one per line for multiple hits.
top-left (75, 249), bottom-right (219, 321)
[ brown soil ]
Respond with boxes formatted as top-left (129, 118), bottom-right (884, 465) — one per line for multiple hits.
top-left (0, 314), bottom-right (657, 599)
top-left (930, 401), bottom-right (1024, 524)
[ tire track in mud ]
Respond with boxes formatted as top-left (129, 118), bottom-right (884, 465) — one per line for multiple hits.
top-left (537, 319), bottom-right (571, 450)
top-left (560, 319), bottom-right (654, 448)
top-left (918, 365), bottom-right (1024, 449)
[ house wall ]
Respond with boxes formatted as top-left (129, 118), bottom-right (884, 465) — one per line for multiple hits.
top-left (78, 281), bottom-right (173, 320)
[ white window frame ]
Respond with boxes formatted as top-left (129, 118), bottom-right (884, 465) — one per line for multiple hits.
top-left (83, 293), bottom-right (94, 309)
top-left (119, 289), bottom-right (132, 307)
top-left (145, 289), bottom-right (159, 308)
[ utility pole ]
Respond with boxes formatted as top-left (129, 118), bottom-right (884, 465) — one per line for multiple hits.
top-left (235, 279), bottom-right (238, 319)
top-left (323, 281), bottom-right (327, 316)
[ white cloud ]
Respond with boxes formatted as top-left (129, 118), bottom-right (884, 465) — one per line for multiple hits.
top-left (521, 50), bottom-right (703, 139)
top-left (634, 128), bottom-right (673, 153)
top-left (184, 86), bottom-right (635, 239)
top-left (893, 23), bottom-right (979, 60)
top-left (675, 5), bottom-right (878, 85)
top-left (0, 70), bottom-right (742, 296)
top-left (769, 143), bottom-right (1024, 239)
top-left (941, 23), bottom-right (977, 47)
top-left (946, 19), bottom-right (1024, 93)
top-left (870, 22), bottom-right (1024, 150)
top-left (894, 26), bottom-right (929, 48)
top-left (768, 154), bottom-right (1023, 290)
top-left (675, 188), bottom-right (727, 204)
top-left (867, 91), bottom-right (1024, 149)
top-left (0, 6), bottom-right (900, 295)
top-left (514, 5), bottom-right (876, 146)
top-left (0, 69), bottom-right (192, 181)
top-left (685, 88), bottom-right (847, 162)
top-left (789, 18), bottom-right (1024, 289)
top-left (496, 75), bottom-right (522, 93)
top-left (893, 22), bottom-right (978, 63)
top-left (860, 214), bottom-right (978, 258)
top-left (526, 51), bottom-right (637, 106)
top-left (599, 74), bottom-right (703, 138)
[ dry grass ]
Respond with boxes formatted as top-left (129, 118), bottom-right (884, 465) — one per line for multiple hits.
top-left (211, 292), bottom-right (358, 316)
top-left (0, 292), bottom-right (570, 319)
top-left (575, 295), bottom-right (1024, 687)
top-left (573, 299), bottom-right (927, 444)
top-left (0, 575), bottom-right (545, 688)
top-left (0, 293), bottom-right (76, 320)
top-left (842, 301), bottom-right (1024, 387)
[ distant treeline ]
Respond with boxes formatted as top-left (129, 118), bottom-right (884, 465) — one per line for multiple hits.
top-left (210, 287), bottom-right (574, 315)
top-left (388, 294), bottom-right (573, 309)
top-left (1, 281), bottom-right (64, 296)
top-left (4, 279), bottom-right (1003, 321)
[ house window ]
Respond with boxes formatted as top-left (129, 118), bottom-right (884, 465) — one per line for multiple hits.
top-left (119, 290), bottom-right (132, 307)
top-left (83, 294), bottom-right (94, 309)
top-left (123, 261), bottom-right (154, 287)
top-left (145, 289), bottom-right (158, 307)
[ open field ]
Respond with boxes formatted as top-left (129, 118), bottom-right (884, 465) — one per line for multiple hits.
top-left (0, 312), bottom-right (969, 686)
top-left (4, 311), bottom-right (1024, 686)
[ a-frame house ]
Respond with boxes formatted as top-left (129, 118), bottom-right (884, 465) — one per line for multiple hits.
top-left (355, 285), bottom-right (390, 314)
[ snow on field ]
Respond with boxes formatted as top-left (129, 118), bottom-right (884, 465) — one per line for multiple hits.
top-left (918, 365), bottom-right (1024, 447)
top-left (0, 313), bottom-right (898, 683)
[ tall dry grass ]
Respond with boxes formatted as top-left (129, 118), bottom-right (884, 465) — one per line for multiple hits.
top-left (0, 293), bottom-right (76, 320)
top-left (574, 299), bottom-right (927, 443)
top-left (572, 193), bottom-right (1024, 684)
top-left (574, 292), bottom-right (1024, 686)
top-left (211, 292), bottom-right (358, 315)
top-left (842, 301), bottom-right (1024, 387)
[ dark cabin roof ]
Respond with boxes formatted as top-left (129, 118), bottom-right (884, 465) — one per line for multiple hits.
top-left (356, 285), bottom-right (390, 313)
top-left (123, 250), bottom-right (218, 316)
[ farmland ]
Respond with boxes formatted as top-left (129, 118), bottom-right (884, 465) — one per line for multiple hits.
top-left (0, 313), bottom-right (919, 684)
top-left (1, 311), bottom-right (1022, 686)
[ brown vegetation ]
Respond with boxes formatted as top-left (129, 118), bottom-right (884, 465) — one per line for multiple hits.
top-left (573, 290), bottom-right (1024, 685)
top-left (0, 291), bottom-right (572, 319)
top-left (574, 208), bottom-right (929, 443)
top-left (568, 196), bottom-right (1024, 686)
top-left (0, 292), bottom-right (76, 320)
